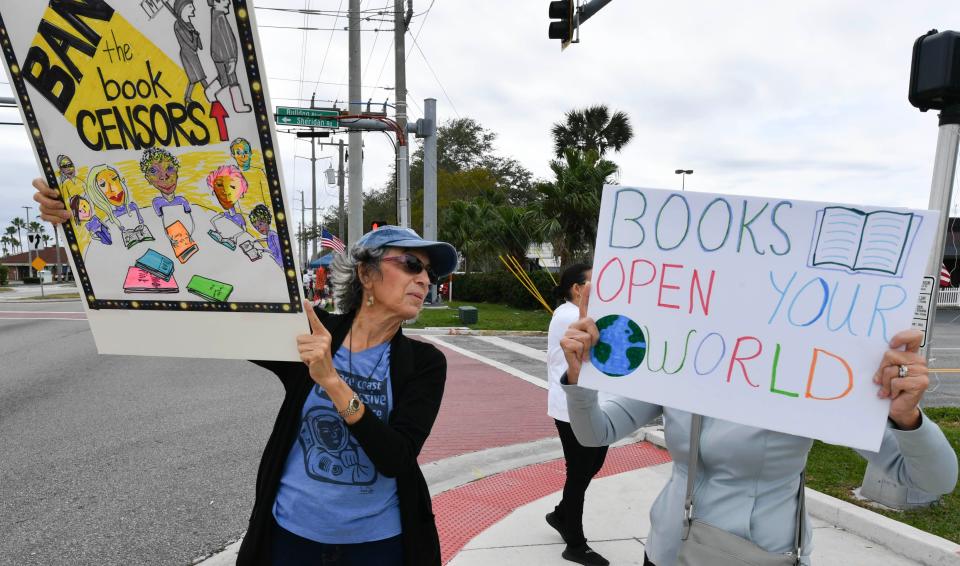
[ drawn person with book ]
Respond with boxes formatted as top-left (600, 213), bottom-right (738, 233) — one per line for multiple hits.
top-left (172, 0), bottom-right (208, 106)
top-left (207, 0), bottom-right (251, 113)
top-left (248, 204), bottom-right (282, 266)
top-left (69, 195), bottom-right (112, 246)
top-left (230, 138), bottom-right (270, 205)
top-left (141, 148), bottom-right (198, 263)
top-left (206, 165), bottom-right (248, 251)
top-left (85, 165), bottom-right (154, 249)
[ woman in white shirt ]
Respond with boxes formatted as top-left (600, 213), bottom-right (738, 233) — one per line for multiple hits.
top-left (546, 263), bottom-right (610, 566)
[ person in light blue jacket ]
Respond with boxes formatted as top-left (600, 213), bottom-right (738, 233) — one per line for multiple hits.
top-left (559, 288), bottom-right (958, 566)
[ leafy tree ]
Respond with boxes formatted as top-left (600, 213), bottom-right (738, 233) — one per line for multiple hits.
top-left (551, 104), bottom-right (634, 158)
top-left (529, 148), bottom-right (619, 267)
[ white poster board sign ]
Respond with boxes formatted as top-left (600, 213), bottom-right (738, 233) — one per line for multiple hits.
top-left (579, 186), bottom-right (936, 451)
top-left (0, 0), bottom-right (307, 360)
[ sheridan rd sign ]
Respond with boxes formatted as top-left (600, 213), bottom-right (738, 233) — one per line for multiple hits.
top-left (275, 107), bottom-right (339, 128)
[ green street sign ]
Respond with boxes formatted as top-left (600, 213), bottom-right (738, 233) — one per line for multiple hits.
top-left (275, 106), bottom-right (339, 128)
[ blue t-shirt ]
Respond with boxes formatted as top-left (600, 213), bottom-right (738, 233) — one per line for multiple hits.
top-left (273, 341), bottom-right (401, 543)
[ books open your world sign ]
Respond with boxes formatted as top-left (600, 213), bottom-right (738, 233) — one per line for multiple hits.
top-left (0, 0), bottom-right (308, 360)
top-left (579, 186), bottom-right (937, 451)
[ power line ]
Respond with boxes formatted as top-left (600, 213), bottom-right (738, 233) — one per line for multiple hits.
top-left (310, 0), bottom-right (345, 98)
top-left (408, 31), bottom-right (459, 117)
top-left (259, 25), bottom-right (390, 31)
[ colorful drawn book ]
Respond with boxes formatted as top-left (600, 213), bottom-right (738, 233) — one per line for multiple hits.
top-left (812, 207), bottom-right (916, 275)
top-left (166, 220), bottom-right (199, 264)
top-left (134, 249), bottom-right (175, 281)
top-left (121, 223), bottom-right (154, 249)
top-left (123, 267), bottom-right (179, 294)
top-left (187, 275), bottom-right (234, 303)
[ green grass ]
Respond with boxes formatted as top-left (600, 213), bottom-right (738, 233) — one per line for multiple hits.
top-left (805, 407), bottom-right (960, 543)
top-left (0, 287), bottom-right (12, 292)
top-left (405, 300), bottom-right (552, 331)
top-left (20, 292), bottom-right (81, 300)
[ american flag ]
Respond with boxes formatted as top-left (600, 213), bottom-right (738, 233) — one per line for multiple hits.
top-left (320, 228), bottom-right (345, 254)
top-left (941, 263), bottom-right (952, 287)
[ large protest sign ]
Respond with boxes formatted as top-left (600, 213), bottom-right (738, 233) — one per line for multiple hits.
top-left (579, 186), bottom-right (937, 451)
top-left (0, 1), bottom-right (307, 360)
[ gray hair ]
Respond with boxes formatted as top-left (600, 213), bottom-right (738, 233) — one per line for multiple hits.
top-left (329, 244), bottom-right (386, 313)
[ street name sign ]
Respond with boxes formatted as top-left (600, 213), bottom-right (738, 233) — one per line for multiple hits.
top-left (275, 107), bottom-right (339, 128)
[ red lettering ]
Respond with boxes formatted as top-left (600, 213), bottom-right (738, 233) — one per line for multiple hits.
top-left (689, 269), bottom-right (716, 315)
top-left (726, 336), bottom-right (762, 387)
top-left (628, 259), bottom-right (656, 303)
top-left (596, 257), bottom-right (625, 303)
top-left (657, 263), bottom-right (683, 310)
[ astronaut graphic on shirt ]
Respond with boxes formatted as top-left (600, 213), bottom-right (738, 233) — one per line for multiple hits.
top-left (298, 405), bottom-right (376, 486)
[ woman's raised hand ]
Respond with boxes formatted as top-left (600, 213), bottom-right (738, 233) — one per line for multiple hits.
top-left (560, 282), bottom-right (599, 385)
top-left (874, 329), bottom-right (928, 430)
top-left (32, 178), bottom-right (70, 224)
top-left (298, 301), bottom-right (339, 388)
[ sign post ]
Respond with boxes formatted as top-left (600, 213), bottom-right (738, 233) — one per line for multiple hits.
top-left (31, 257), bottom-right (46, 298)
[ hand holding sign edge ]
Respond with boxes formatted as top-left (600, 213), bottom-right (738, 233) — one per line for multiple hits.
top-left (560, 282), bottom-right (599, 385)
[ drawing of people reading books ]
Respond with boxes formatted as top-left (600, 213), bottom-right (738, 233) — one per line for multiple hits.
top-left (56, 155), bottom-right (84, 199)
top-left (246, 204), bottom-right (283, 266)
top-left (230, 138), bottom-right (269, 204)
top-left (141, 148), bottom-right (198, 263)
top-left (68, 195), bottom-right (112, 246)
top-left (206, 165), bottom-right (248, 251)
top-left (85, 165), bottom-right (154, 249)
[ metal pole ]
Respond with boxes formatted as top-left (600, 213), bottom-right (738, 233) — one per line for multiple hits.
top-left (921, 118), bottom-right (960, 359)
top-left (394, 0), bottom-right (410, 228)
top-left (310, 95), bottom-right (318, 261)
top-left (578, 0), bottom-right (615, 24)
top-left (338, 140), bottom-right (346, 241)
top-left (348, 0), bottom-right (364, 245)
top-left (423, 98), bottom-right (438, 301)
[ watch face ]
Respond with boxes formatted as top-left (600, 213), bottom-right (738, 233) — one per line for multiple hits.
top-left (348, 398), bottom-right (361, 411)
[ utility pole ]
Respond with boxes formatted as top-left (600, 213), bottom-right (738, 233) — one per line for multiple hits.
top-left (300, 190), bottom-right (307, 267)
top-left (423, 98), bottom-right (437, 299)
top-left (310, 94), bottom-right (318, 261)
top-left (348, 0), bottom-right (363, 245)
top-left (338, 139), bottom-right (346, 239)
top-left (394, 0), bottom-right (411, 227)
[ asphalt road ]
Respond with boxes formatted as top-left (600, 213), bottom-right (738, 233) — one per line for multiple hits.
top-left (0, 301), bottom-right (281, 566)
top-left (1, 301), bottom-right (958, 566)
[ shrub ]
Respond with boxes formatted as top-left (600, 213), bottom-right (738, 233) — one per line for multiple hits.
top-left (450, 270), bottom-right (557, 309)
top-left (22, 277), bottom-right (41, 285)
top-left (0, 264), bottom-right (7, 286)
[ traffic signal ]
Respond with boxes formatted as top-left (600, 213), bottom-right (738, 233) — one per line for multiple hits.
top-left (909, 29), bottom-right (960, 112)
top-left (371, 220), bottom-right (387, 231)
top-left (548, 0), bottom-right (575, 46)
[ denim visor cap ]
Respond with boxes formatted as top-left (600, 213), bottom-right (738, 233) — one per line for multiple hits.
top-left (355, 226), bottom-right (459, 278)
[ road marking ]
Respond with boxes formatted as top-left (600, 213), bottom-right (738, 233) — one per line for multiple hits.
top-left (473, 336), bottom-right (548, 362)
top-left (420, 335), bottom-right (547, 390)
top-left (931, 368), bottom-right (960, 373)
top-left (0, 311), bottom-right (87, 320)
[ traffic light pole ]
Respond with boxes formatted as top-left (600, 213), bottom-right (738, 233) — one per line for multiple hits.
top-left (395, 0), bottom-right (412, 228)
top-left (348, 0), bottom-right (364, 247)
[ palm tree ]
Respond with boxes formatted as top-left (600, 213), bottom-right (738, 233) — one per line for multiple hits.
top-left (530, 148), bottom-right (619, 267)
top-left (10, 218), bottom-right (26, 254)
top-left (551, 104), bottom-right (634, 158)
top-left (4, 226), bottom-right (19, 253)
top-left (1, 235), bottom-right (10, 256)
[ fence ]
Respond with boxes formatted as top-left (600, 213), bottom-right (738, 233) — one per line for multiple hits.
top-left (938, 287), bottom-right (960, 307)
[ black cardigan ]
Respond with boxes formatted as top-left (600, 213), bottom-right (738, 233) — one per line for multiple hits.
top-left (236, 308), bottom-right (446, 566)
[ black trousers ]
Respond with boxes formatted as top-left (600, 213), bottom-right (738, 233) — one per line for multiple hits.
top-left (554, 419), bottom-right (609, 546)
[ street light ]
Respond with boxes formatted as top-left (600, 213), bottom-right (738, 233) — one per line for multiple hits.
top-left (324, 164), bottom-right (336, 186)
top-left (675, 169), bottom-right (693, 190)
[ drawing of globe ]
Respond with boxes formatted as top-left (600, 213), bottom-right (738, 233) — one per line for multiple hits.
top-left (591, 315), bottom-right (647, 377)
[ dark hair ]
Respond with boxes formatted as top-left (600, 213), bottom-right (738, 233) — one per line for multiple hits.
top-left (248, 204), bottom-right (272, 225)
top-left (554, 263), bottom-right (592, 303)
top-left (68, 195), bottom-right (85, 219)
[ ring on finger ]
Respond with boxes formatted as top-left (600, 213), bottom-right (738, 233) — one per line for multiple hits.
top-left (897, 364), bottom-right (909, 378)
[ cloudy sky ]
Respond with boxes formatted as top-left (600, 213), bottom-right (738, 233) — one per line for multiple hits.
top-left (1, 0), bottom-right (959, 238)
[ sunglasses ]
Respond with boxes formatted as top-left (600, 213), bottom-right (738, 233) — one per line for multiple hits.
top-left (381, 254), bottom-right (439, 284)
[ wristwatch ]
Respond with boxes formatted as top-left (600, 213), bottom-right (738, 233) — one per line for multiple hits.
top-left (338, 392), bottom-right (363, 419)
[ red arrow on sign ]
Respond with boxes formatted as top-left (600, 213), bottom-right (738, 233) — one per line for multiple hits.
top-left (209, 101), bottom-right (230, 141)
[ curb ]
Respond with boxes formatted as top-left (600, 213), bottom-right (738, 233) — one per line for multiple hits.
top-left (0, 298), bottom-right (80, 303)
top-left (806, 489), bottom-right (960, 566)
top-left (405, 327), bottom-right (547, 337)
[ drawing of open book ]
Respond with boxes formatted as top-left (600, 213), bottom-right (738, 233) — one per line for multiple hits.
top-left (810, 207), bottom-right (918, 276)
top-left (187, 275), bottom-right (234, 303)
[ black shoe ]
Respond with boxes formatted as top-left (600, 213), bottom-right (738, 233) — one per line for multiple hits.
top-left (562, 543), bottom-right (610, 566)
top-left (545, 511), bottom-right (569, 544)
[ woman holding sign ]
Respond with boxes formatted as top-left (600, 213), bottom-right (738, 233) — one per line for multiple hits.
top-left (559, 285), bottom-right (957, 566)
top-left (34, 181), bottom-right (454, 566)
top-left (546, 263), bottom-right (611, 566)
